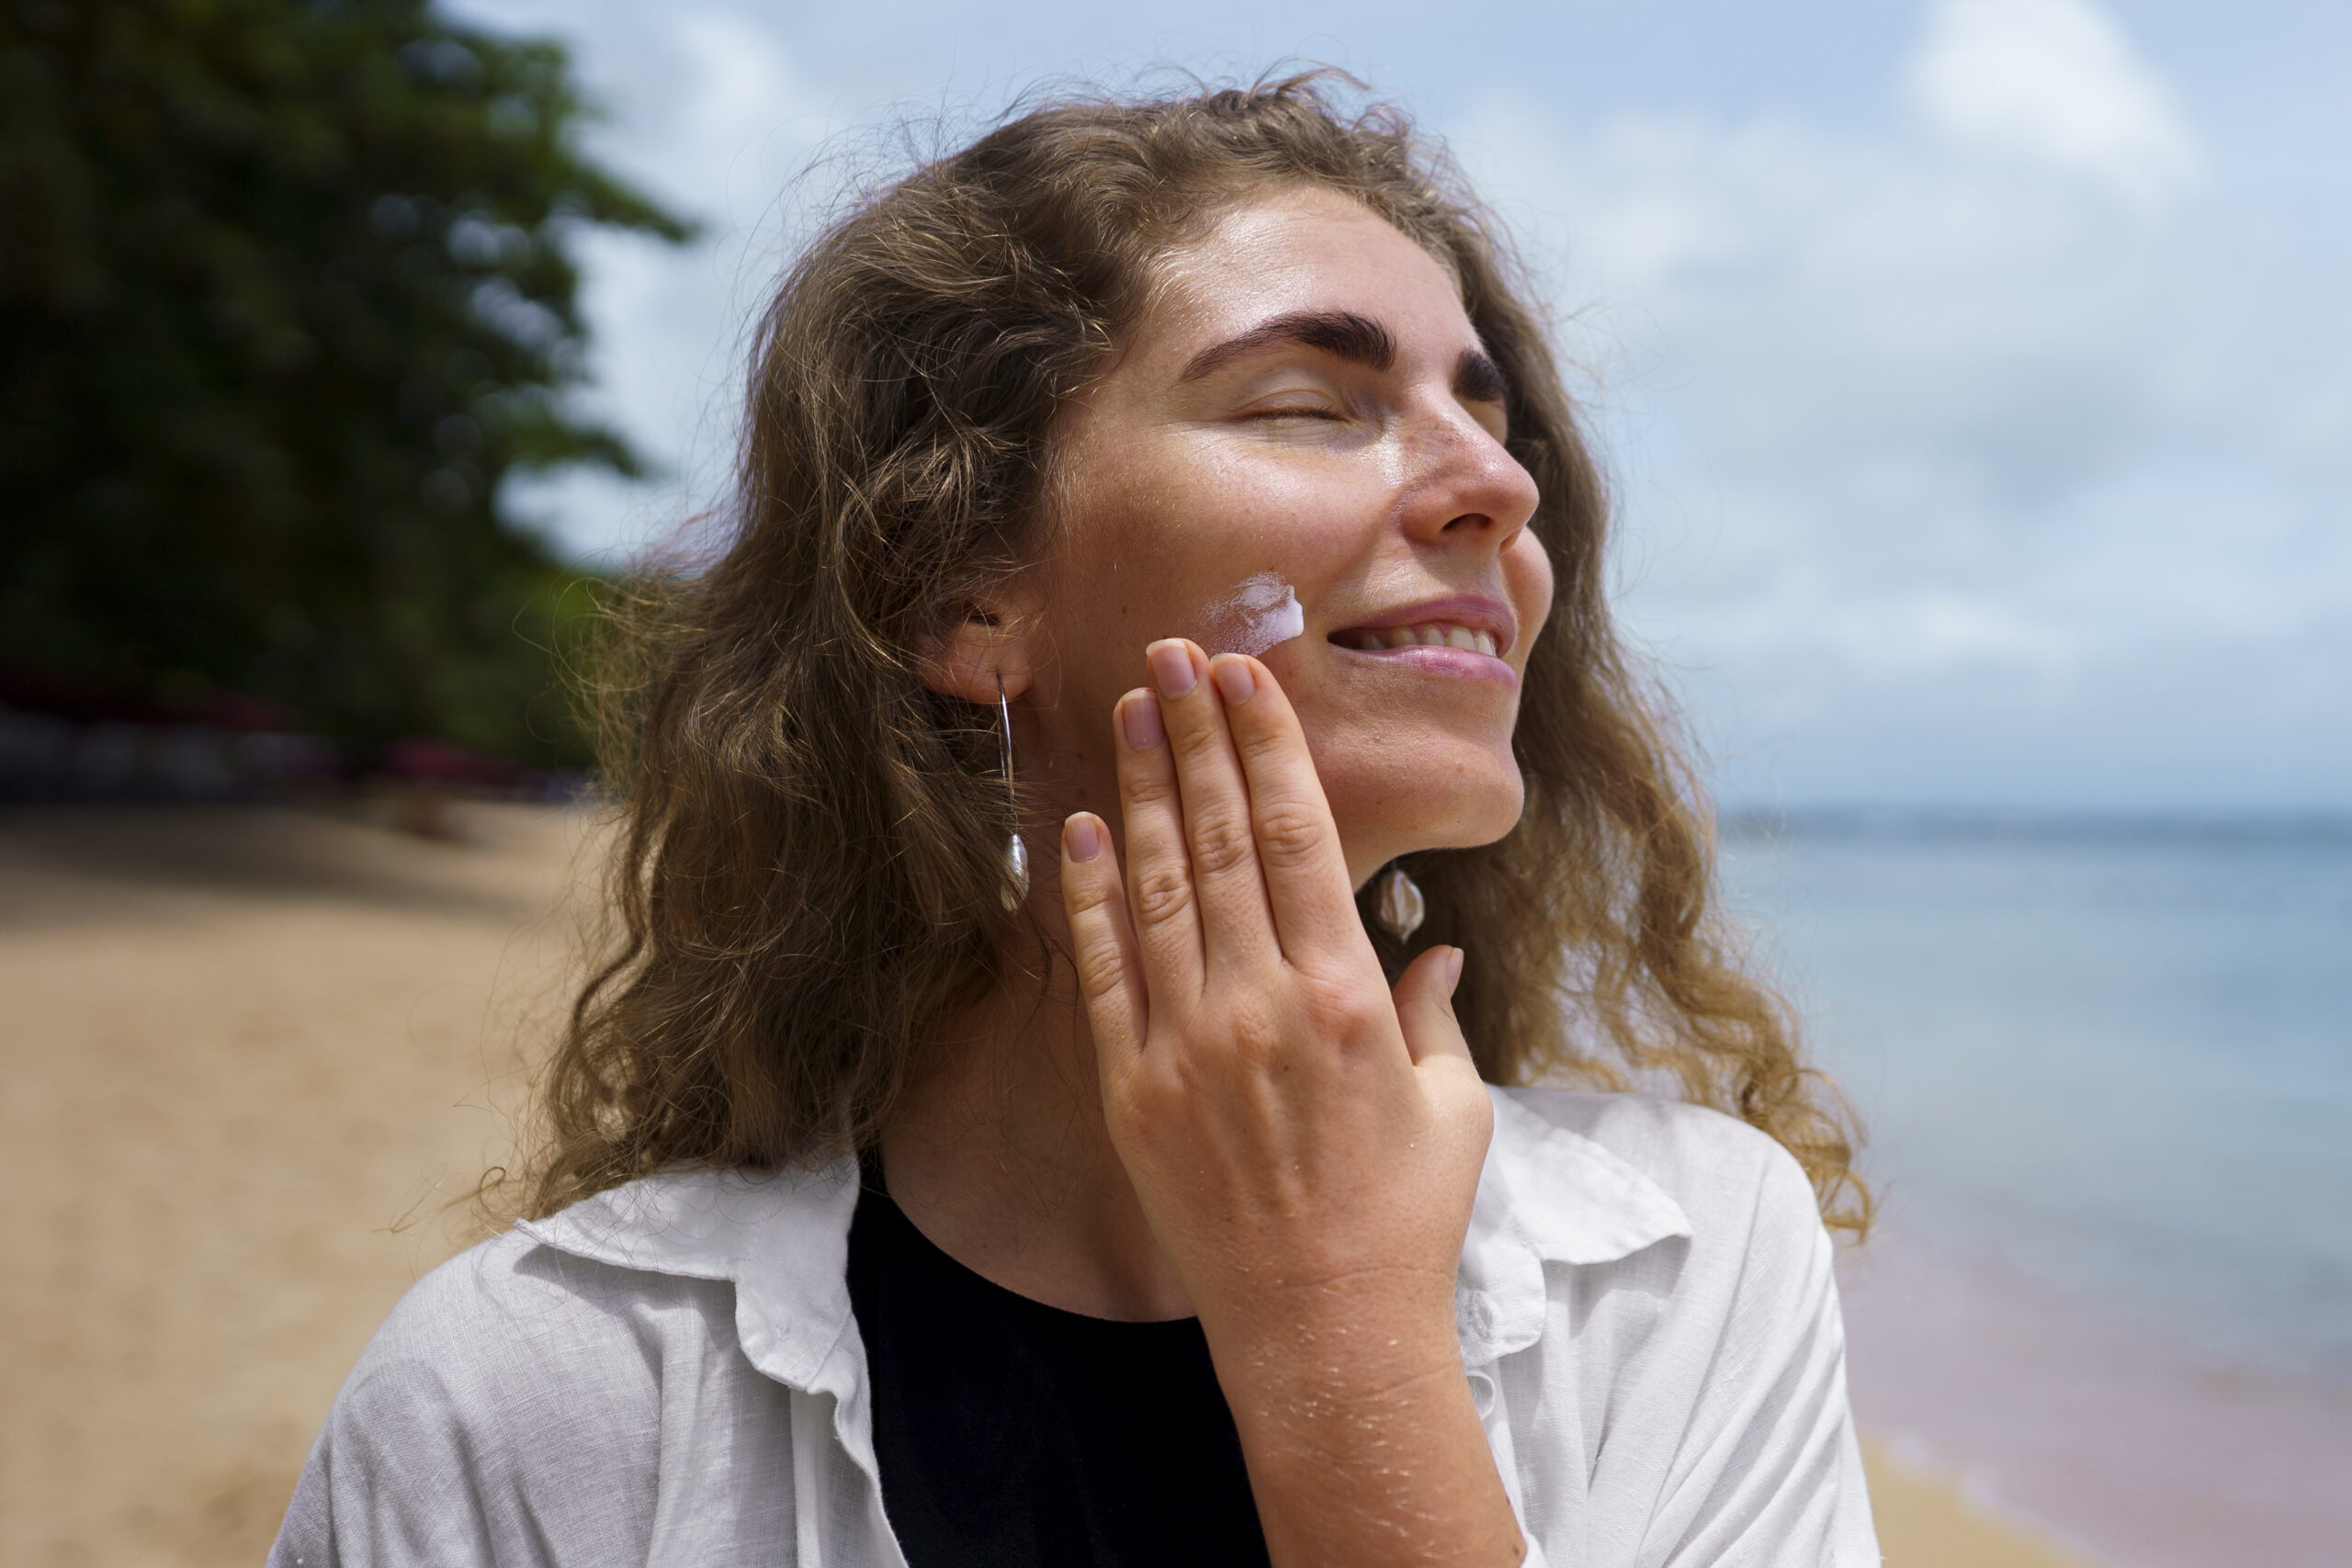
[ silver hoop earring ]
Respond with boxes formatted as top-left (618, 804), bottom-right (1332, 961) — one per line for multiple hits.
top-left (1374, 863), bottom-right (1425, 942)
top-left (997, 673), bottom-right (1028, 911)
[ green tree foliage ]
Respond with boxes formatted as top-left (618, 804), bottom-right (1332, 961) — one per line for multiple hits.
top-left (0, 0), bottom-right (692, 763)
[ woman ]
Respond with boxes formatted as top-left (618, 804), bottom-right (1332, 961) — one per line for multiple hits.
top-left (274, 75), bottom-right (1874, 1567)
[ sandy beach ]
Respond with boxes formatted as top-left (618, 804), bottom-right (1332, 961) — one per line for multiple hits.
top-left (1841, 1219), bottom-right (2352, 1568)
top-left (2, 801), bottom-right (2105, 1565)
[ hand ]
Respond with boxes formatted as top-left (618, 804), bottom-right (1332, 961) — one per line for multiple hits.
top-left (1058, 636), bottom-right (1489, 1331)
top-left (1059, 637), bottom-right (1521, 1568)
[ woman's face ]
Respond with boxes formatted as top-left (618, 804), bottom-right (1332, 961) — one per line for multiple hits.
top-left (1027, 186), bottom-right (1550, 887)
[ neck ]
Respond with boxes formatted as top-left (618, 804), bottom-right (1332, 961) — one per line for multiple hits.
top-left (876, 936), bottom-right (1194, 1321)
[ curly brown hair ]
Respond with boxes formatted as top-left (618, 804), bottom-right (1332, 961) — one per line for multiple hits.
top-left (516, 73), bottom-right (1870, 1236)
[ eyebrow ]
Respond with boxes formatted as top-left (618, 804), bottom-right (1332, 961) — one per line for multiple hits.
top-left (1178, 309), bottom-right (1510, 408)
top-left (1179, 310), bottom-right (1396, 381)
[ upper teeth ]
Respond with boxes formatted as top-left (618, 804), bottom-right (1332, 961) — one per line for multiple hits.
top-left (1351, 623), bottom-right (1498, 657)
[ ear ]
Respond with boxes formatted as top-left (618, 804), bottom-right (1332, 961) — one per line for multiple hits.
top-left (918, 586), bottom-right (1043, 705)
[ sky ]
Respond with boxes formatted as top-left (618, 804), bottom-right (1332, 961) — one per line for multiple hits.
top-left (446, 0), bottom-right (2352, 811)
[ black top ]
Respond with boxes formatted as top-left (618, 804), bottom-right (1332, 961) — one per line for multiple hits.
top-left (845, 1171), bottom-right (1272, 1568)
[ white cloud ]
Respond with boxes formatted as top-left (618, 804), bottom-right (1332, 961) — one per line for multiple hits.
top-left (449, 1), bottom-right (832, 562)
top-left (1907, 0), bottom-right (2203, 209)
top-left (1453, 0), bottom-right (2350, 806)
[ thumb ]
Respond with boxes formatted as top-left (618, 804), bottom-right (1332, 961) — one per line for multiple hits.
top-left (1392, 944), bottom-right (1473, 1068)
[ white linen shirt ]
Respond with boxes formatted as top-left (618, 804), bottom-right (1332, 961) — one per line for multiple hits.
top-left (270, 1088), bottom-right (1880, 1567)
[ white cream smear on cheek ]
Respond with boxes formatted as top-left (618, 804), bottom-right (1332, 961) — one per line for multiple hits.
top-left (1200, 571), bottom-right (1306, 658)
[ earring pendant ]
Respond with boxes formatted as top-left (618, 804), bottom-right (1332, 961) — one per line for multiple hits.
top-left (1374, 864), bottom-right (1426, 941)
top-left (996, 672), bottom-right (1027, 911)
top-left (1001, 832), bottom-right (1029, 911)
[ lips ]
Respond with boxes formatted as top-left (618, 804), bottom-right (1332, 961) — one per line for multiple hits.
top-left (1326, 594), bottom-right (1515, 660)
top-left (1336, 621), bottom-right (1499, 656)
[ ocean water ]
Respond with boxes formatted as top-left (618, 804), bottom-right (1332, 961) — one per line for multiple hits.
top-left (1721, 814), bottom-right (2352, 1382)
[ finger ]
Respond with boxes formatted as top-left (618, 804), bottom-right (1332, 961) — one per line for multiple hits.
top-left (1392, 945), bottom-right (1475, 1068)
top-left (1205, 653), bottom-right (1363, 964)
top-left (1060, 812), bottom-right (1147, 1079)
top-left (1112, 685), bottom-right (1206, 1005)
top-left (1147, 638), bottom-right (1278, 968)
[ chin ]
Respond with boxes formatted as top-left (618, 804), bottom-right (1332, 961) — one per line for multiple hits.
top-left (1327, 748), bottom-right (1525, 885)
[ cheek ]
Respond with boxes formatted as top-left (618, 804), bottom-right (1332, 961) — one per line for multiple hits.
top-left (1085, 444), bottom-right (1366, 635)
top-left (1507, 535), bottom-right (1557, 653)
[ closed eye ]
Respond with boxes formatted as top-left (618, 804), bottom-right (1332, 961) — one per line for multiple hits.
top-left (1244, 404), bottom-right (1348, 422)
top-left (1454, 348), bottom-right (1507, 407)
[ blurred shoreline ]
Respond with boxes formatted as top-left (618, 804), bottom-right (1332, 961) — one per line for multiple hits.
top-left (1731, 814), bottom-right (2352, 1565)
top-left (1727, 804), bottom-right (2352, 844)
top-left (1843, 1220), bottom-right (2352, 1568)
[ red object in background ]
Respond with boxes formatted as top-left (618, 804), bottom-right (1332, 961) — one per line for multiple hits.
top-left (0, 663), bottom-right (174, 728)
top-left (379, 736), bottom-right (524, 790)
top-left (0, 664), bottom-right (560, 803)
top-left (182, 690), bottom-right (303, 734)
top-left (0, 663), bottom-right (300, 734)
top-left (0, 662), bottom-right (337, 799)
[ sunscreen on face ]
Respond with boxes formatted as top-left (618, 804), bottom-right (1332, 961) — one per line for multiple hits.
top-left (1204, 572), bottom-right (1305, 658)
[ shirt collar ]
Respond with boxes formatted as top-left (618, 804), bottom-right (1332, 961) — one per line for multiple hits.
top-left (1454, 1086), bottom-right (1693, 1365)
top-left (520, 1158), bottom-right (865, 1403)
top-left (520, 1085), bottom-right (1691, 1391)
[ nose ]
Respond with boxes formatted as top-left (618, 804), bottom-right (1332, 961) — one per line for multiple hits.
top-left (1396, 399), bottom-right (1540, 551)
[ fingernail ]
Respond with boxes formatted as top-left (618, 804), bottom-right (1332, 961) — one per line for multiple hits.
top-left (1445, 946), bottom-right (1465, 992)
top-left (1065, 815), bottom-right (1102, 863)
top-left (1210, 655), bottom-right (1257, 705)
top-left (1120, 690), bottom-right (1164, 749)
top-left (1147, 639), bottom-right (1197, 697)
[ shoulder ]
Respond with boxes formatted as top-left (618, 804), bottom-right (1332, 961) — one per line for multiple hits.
top-left (1498, 1088), bottom-right (1826, 1261)
top-left (389, 1222), bottom-right (734, 1370)
top-left (334, 1224), bottom-right (739, 1457)
top-left (275, 1224), bottom-right (750, 1565)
